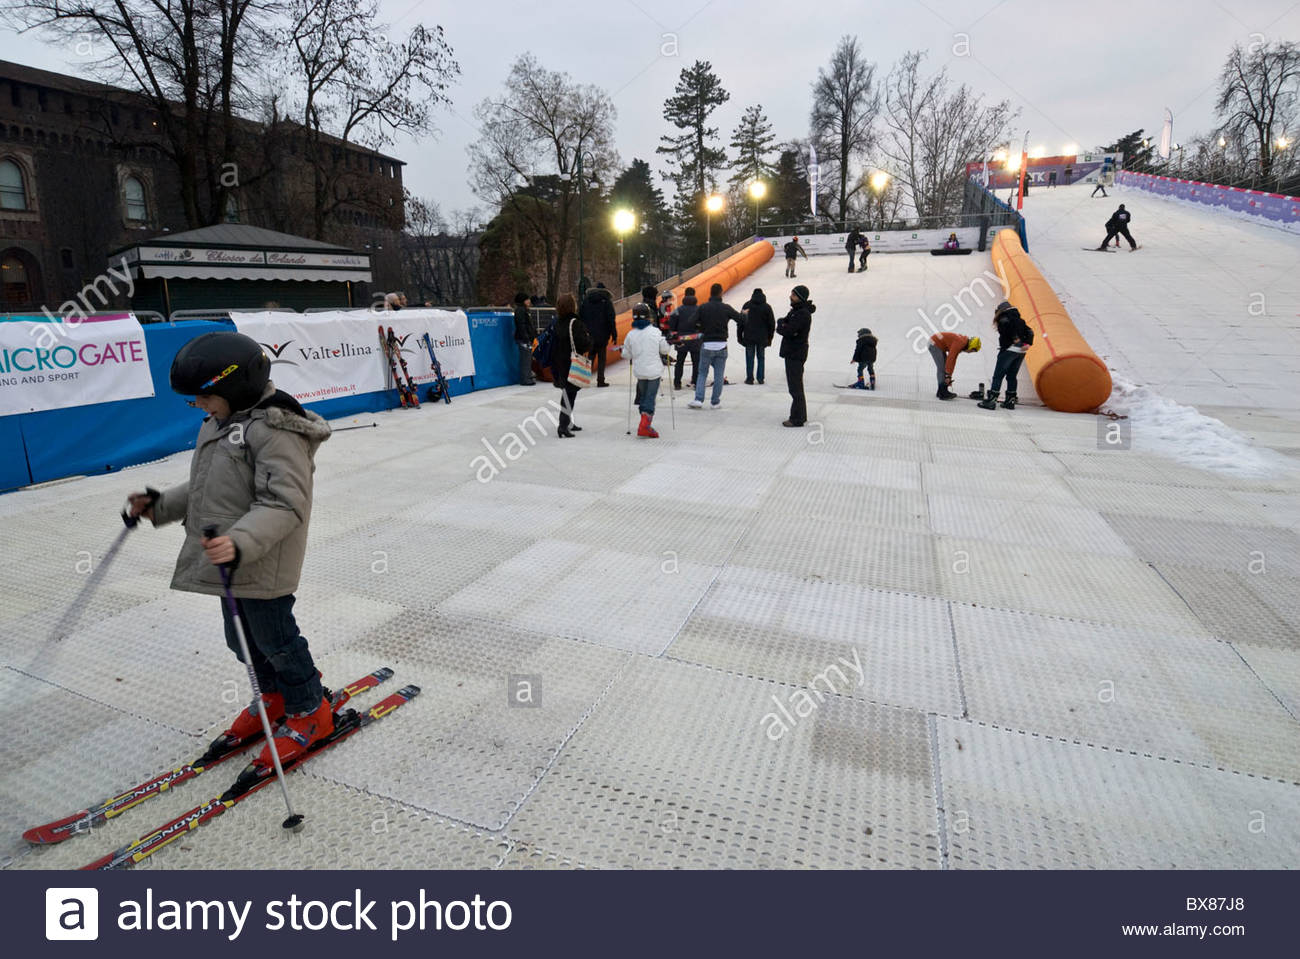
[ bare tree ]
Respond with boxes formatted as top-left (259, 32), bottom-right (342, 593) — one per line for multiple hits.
top-left (810, 35), bottom-right (879, 222)
top-left (280, 0), bottom-right (457, 239)
top-left (471, 54), bottom-right (618, 302)
top-left (1215, 40), bottom-right (1300, 186)
top-left (879, 51), bottom-right (1015, 219)
top-left (402, 194), bottom-right (481, 305)
top-left (4, 0), bottom-right (269, 227)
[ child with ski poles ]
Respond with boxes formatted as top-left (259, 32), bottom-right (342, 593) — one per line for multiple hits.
top-left (623, 303), bottom-right (671, 437)
top-left (850, 327), bottom-right (878, 389)
top-left (127, 330), bottom-right (334, 776)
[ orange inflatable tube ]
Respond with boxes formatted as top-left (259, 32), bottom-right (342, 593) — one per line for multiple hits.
top-left (608, 241), bottom-right (775, 364)
top-left (991, 229), bottom-right (1112, 413)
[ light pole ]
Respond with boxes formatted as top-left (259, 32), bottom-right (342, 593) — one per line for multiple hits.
top-left (748, 181), bottom-right (766, 235)
top-left (705, 193), bottom-right (724, 258)
top-left (574, 149), bottom-right (597, 297)
top-left (613, 209), bottom-right (635, 297)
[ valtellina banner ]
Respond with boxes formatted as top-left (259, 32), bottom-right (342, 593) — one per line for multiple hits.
top-left (0, 313), bottom-right (154, 416)
top-left (230, 309), bottom-right (475, 403)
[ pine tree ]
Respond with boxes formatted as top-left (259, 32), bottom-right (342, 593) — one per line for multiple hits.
top-left (658, 60), bottom-right (732, 195)
top-left (728, 104), bottom-right (777, 187)
top-left (609, 159), bottom-right (674, 293)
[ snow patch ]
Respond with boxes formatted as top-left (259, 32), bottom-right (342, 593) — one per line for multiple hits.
top-left (1111, 378), bottom-right (1295, 479)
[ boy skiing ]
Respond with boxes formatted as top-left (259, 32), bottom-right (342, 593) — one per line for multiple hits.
top-left (128, 330), bottom-right (333, 775)
top-left (850, 327), bottom-right (878, 389)
top-left (624, 303), bottom-right (671, 437)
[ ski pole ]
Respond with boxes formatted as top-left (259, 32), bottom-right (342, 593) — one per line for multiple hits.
top-left (202, 525), bottom-right (304, 833)
top-left (50, 489), bottom-right (157, 642)
top-left (626, 350), bottom-right (635, 435)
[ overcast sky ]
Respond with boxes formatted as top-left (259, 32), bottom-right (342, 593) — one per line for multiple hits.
top-left (2, 0), bottom-right (1297, 218)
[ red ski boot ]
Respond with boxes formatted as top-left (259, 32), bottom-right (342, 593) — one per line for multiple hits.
top-left (214, 691), bottom-right (285, 750)
top-left (637, 413), bottom-right (659, 438)
top-left (252, 696), bottom-right (334, 770)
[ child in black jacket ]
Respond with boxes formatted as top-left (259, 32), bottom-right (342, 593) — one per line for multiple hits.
top-left (850, 328), bottom-right (878, 389)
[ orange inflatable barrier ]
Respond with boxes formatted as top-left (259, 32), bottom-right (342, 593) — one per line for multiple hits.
top-left (608, 241), bottom-right (775, 361)
top-left (991, 229), bottom-right (1112, 413)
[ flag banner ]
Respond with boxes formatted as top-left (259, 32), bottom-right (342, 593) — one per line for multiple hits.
top-left (0, 313), bottom-right (153, 416)
top-left (232, 309), bottom-right (475, 404)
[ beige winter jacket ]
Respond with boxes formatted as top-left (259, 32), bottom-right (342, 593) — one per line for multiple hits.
top-left (152, 382), bottom-right (331, 599)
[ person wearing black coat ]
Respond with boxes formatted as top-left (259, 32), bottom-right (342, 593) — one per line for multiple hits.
top-left (669, 288), bottom-right (701, 389)
top-left (579, 283), bottom-right (618, 387)
top-left (549, 293), bottom-right (591, 437)
top-left (845, 228), bottom-right (863, 272)
top-left (777, 285), bottom-right (815, 427)
top-left (978, 300), bottom-right (1034, 410)
top-left (1097, 204), bottom-right (1137, 251)
top-left (512, 292), bottom-right (537, 385)
top-left (739, 288), bottom-right (775, 384)
top-left (688, 283), bottom-right (743, 409)
top-left (850, 327), bottom-right (878, 389)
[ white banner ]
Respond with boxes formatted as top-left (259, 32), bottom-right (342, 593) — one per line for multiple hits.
top-left (769, 227), bottom-right (981, 256)
top-left (0, 313), bottom-right (154, 416)
top-left (232, 309), bottom-right (473, 404)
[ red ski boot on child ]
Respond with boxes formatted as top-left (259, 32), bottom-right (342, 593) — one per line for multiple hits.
top-left (252, 696), bottom-right (334, 770)
top-left (637, 413), bottom-right (659, 438)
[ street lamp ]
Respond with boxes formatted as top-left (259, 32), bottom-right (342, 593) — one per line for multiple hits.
top-left (704, 193), bottom-right (724, 257)
top-left (748, 181), bottom-right (766, 235)
top-left (869, 171), bottom-right (890, 230)
top-left (574, 149), bottom-right (597, 297)
top-left (613, 209), bottom-right (635, 297)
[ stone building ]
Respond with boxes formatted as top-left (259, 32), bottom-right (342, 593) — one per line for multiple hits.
top-left (0, 59), bottom-right (406, 313)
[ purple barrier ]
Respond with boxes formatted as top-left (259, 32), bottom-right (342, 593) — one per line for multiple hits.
top-left (1117, 171), bottom-right (1300, 231)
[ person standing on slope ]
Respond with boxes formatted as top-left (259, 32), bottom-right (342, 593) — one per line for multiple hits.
top-left (127, 331), bottom-right (334, 774)
top-left (512, 292), bottom-right (537, 385)
top-left (740, 288), bottom-right (775, 385)
top-left (778, 285), bottom-right (815, 427)
top-left (1097, 203), bottom-right (1138, 251)
top-left (579, 281), bottom-right (617, 387)
top-left (688, 283), bottom-right (743, 410)
top-left (850, 327), bottom-right (878, 389)
top-left (978, 301), bottom-right (1034, 410)
top-left (669, 287), bottom-right (701, 389)
top-left (550, 293), bottom-right (590, 437)
top-left (858, 234), bottom-right (871, 271)
top-left (624, 303), bottom-right (670, 438)
top-left (928, 331), bottom-right (981, 400)
top-left (784, 236), bottom-right (807, 277)
top-left (845, 227), bottom-right (863, 273)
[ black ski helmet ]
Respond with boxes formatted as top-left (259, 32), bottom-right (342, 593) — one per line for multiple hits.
top-left (858, 327), bottom-right (872, 337)
top-left (170, 330), bottom-right (270, 411)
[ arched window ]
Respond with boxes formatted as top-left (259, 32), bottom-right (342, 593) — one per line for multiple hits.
top-left (123, 175), bottom-right (148, 220)
top-left (223, 193), bottom-right (240, 223)
top-left (0, 159), bottom-right (27, 210)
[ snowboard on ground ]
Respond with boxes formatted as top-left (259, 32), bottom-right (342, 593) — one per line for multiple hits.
top-left (930, 249), bottom-right (973, 256)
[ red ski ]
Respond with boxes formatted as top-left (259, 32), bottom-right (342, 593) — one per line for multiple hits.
top-left (23, 668), bottom-right (394, 845)
top-left (387, 327), bottom-right (422, 407)
top-left (379, 324), bottom-right (416, 408)
top-left (82, 684), bottom-right (420, 870)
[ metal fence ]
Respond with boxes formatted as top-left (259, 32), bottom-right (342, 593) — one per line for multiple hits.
top-left (759, 213), bottom-right (1001, 236)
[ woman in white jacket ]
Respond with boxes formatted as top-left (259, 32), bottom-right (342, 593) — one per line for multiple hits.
top-left (623, 302), bottom-right (670, 437)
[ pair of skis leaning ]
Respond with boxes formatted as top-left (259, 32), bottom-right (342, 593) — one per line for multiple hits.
top-left (380, 325), bottom-right (421, 408)
top-left (379, 325), bottom-right (453, 407)
top-left (23, 667), bottom-right (419, 870)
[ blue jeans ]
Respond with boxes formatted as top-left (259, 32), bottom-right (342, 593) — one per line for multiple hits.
top-left (695, 346), bottom-right (727, 404)
top-left (989, 350), bottom-right (1025, 394)
top-left (745, 344), bottom-right (766, 381)
top-left (220, 594), bottom-right (322, 714)
top-left (635, 377), bottom-right (659, 415)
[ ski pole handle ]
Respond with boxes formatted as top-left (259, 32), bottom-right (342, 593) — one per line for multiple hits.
top-left (122, 487), bottom-right (160, 529)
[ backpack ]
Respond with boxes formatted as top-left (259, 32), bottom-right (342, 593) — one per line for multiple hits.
top-left (533, 317), bottom-right (557, 368)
